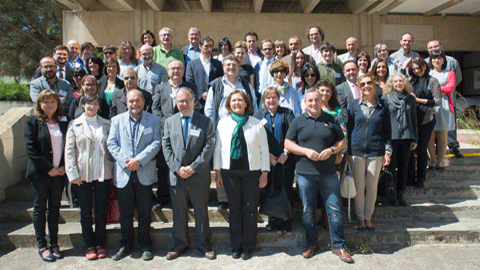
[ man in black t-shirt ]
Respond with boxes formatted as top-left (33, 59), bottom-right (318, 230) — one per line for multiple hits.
top-left (285, 89), bottom-right (353, 264)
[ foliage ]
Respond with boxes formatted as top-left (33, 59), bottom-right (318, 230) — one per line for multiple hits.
top-left (0, 0), bottom-right (67, 80)
top-left (0, 80), bottom-right (30, 101)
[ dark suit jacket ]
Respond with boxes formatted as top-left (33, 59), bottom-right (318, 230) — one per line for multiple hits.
top-left (69, 96), bottom-right (111, 120)
top-left (245, 47), bottom-right (264, 66)
top-left (34, 66), bottom-right (74, 87)
top-left (24, 115), bottom-right (70, 180)
top-left (162, 111), bottom-right (215, 186)
top-left (109, 87), bottom-right (153, 118)
top-left (337, 81), bottom-right (383, 124)
top-left (152, 81), bottom-right (198, 130)
top-left (185, 57), bottom-right (223, 106)
top-left (97, 76), bottom-right (124, 100)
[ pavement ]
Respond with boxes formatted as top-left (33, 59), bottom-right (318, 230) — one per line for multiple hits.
top-left (1, 244), bottom-right (480, 270)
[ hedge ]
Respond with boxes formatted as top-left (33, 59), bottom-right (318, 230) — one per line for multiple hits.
top-left (0, 81), bottom-right (30, 101)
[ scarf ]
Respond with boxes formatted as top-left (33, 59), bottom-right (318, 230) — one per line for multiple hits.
top-left (230, 112), bottom-right (249, 160)
top-left (264, 110), bottom-right (283, 145)
top-left (387, 90), bottom-right (408, 132)
top-left (273, 82), bottom-right (290, 95)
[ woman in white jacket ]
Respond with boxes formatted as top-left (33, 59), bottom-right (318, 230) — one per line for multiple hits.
top-left (214, 90), bottom-right (270, 260)
top-left (65, 93), bottom-right (113, 260)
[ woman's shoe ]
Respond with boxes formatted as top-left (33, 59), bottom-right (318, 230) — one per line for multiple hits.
top-left (86, 247), bottom-right (97, 260)
top-left (49, 245), bottom-right (63, 259)
top-left (39, 248), bottom-right (55, 262)
top-left (96, 246), bottom-right (107, 259)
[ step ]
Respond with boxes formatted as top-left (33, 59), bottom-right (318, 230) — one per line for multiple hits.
top-left (1, 219), bottom-right (479, 250)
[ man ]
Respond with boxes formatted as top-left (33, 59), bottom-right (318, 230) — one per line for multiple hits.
top-left (66, 39), bottom-right (85, 70)
top-left (390, 33), bottom-right (420, 76)
top-left (181, 27), bottom-right (201, 67)
top-left (337, 37), bottom-right (359, 65)
top-left (135, 44), bottom-right (168, 95)
top-left (204, 54), bottom-right (258, 210)
top-left (185, 36), bottom-right (223, 112)
top-left (103, 45), bottom-right (117, 62)
top-left (244, 31), bottom-right (263, 68)
top-left (153, 27), bottom-right (185, 69)
top-left (302, 25), bottom-right (326, 64)
top-left (152, 60), bottom-right (198, 210)
top-left (372, 43), bottom-right (402, 75)
top-left (282, 36), bottom-right (315, 70)
top-left (162, 87), bottom-right (216, 260)
top-left (426, 39), bottom-right (463, 157)
top-left (107, 89), bottom-right (161, 261)
top-left (110, 68), bottom-right (153, 118)
top-left (317, 42), bottom-right (345, 86)
top-left (33, 45), bottom-right (74, 86)
top-left (284, 88), bottom-right (352, 264)
top-left (30, 56), bottom-right (75, 111)
top-left (254, 39), bottom-right (275, 94)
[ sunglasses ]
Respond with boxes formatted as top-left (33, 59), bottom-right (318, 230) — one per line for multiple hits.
top-left (359, 81), bottom-right (373, 87)
top-left (124, 76), bottom-right (136, 80)
top-left (273, 69), bottom-right (286, 74)
top-left (304, 73), bottom-right (316, 78)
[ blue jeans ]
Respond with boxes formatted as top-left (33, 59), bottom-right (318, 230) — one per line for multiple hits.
top-left (296, 173), bottom-right (345, 249)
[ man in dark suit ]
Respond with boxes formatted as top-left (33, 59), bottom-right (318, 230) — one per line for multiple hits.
top-left (152, 59), bottom-right (198, 210)
top-left (107, 89), bottom-right (161, 261)
top-left (110, 68), bottom-right (153, 118)
top-left (185, 36), bottom-right (223, 113)
top-left (244, 31), bottom-right (263, 67)
top-left (162, 87), bottom-right (216, 260)
top-left (33, 45), bottom-right (74, 87)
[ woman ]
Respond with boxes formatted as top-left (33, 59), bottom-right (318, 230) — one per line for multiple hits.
top-left (347, 74), bottom-right (391, 232)
top-left (214, 90), bottom-right (269, 260)
top-left (24, 90), bottom-right (70, 262)
top-left (369, 58), bottom-right (389, 90)
top-left (299, 63), bottom-right (320, 111)
top-left (136, 30), bottom-right (157, 60)
top-left (69, 75), bottom-right (110, 119)
top-left (373, 43), bottom-right (401, 76)
top-left (407, 57), bottom-right (441, 188)
top-left (86, 55), bottom-right (104, 81)
top-left (288, 50), bottom-right (306, 92)
top-left (274, 40), bottom-right (289, 60)
top-left (356, 51), bottom-right (371, 77)
top-left (382, 73), bottom-right (418, 206)
top-left (72, 67), bottom-right (87, 99)
top-left (234, 41), bottom-right (255, 87)
top-left (253, 87), bottom-right (295, 235)
top-left (80, 42), bottom-right (94, 64)
top-left (428, 50), bottom-right (456, 170)
top-left (117, 40), bottom-right (138, 77)
top-left (214, 37), bottom-right (232, 62)
top-left (284, 89), bottom-right (351, 262)
top-left (98, 58), bottom-right (124, 106)
top-left (65, 93), bottom-right (113, 260)
top-left (268, 60), bottom-right (302, 116)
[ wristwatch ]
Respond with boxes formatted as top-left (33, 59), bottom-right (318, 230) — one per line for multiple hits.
top-left (283, 150), bottom-right (289, 156)
top-left (330, 148), bottom-right (335, 154)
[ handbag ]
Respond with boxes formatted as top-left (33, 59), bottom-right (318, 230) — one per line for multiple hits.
top-left (259, 166), bottom-right (293, 220)
top-left (340, 162), bottom-right (356, 222)
top-left (378, 167), bottom-right (395, 200)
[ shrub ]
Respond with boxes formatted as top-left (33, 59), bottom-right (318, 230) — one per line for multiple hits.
top-left (0, 80), bottom-right (30, 101)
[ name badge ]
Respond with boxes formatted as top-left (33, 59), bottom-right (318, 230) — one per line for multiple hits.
top-left (60, 116), bottom-right (68, 122)
top-left (260, 118), bottom-right (268, 126)
top-left (190, 129), bottom-right (200, 137)
top-left (170, 92), bottom-right (177, 99)
top-left (144, 127), bottom-right (153, 134)
top-left (334, 73), bottom-right (341, 79)
top-left (59, 90), bottom-right (67, 97)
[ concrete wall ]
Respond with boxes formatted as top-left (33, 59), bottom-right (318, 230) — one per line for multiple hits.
top-left (63, 11), bottom-right (480, 55)
top-left (0, 107), bottom-right (34, 202)
top-left (0, 101), bottom-right (33, 116)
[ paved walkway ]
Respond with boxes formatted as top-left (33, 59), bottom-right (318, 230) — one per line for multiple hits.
top-left (1, 244), bottom-right (480, 270)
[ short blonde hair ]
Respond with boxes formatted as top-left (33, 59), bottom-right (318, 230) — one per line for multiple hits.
top-left (261, 87), bottom-right (280, 109)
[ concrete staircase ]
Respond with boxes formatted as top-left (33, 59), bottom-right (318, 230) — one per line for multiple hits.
top-left (1, 156), bottom-right (479, 252)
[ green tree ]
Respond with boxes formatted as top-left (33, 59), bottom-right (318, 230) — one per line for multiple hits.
top-left (0, 0), bottom-right (67, 80)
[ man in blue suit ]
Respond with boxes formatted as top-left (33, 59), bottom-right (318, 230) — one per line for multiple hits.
top-left (107, 89), bottom-right (161, 261)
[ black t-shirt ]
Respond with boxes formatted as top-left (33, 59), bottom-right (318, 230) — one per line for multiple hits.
top-left (238, 64), bottom-right (254, 85)
top-left (285, 112), bottom-right (344, 175)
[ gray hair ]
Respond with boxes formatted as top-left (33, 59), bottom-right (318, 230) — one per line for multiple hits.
top-left (176, 87), bottom-right (195, 99)
top-left (373, 43), bottom-right (388, 58)
top-left (188, 27), bottom-right (200, 36)
top-left (304, 88), bottom-right (320, 100)
top-left (383, 72), bottom-right (414, 96)
top-left (223, 54), bottom-right (240, 65)
top-left (160, 27), bottom-right (173, 35)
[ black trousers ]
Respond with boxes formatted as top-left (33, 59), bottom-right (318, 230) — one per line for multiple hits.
top-left (156, 150), bottom-right (171, 205)
top-left (408, 119), bottom-right (436, 185)
top-left (389, 139), bottom-right (413, 196)
top-left (221, 170), bottom-right (261, 253)
top-left (31, 175), bottom-right (65, 249)
top-left (75, 179), bottom-right (112, 248)
top-left (117, 172), bottom-right (153, 250)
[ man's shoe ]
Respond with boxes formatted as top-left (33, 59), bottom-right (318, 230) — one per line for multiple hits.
top-left (241, 252), bottom-right (253, 260)
top-left (200, 248), bottom-right (216, 260)
top-left (141, 249), bottom-right (154, 261)
top-left (302, 244), bottom-right (318, 259)
top-left (166, 248), bottom-right (187, 260)
top-left (152, 201), bottom-right (168, 210)
top-left (232, 251), bottom-right (241, 259)
top-left (218, 202), bottom-right (228, 210)
top-left (332, 249), bottom-right (354, 263)
top-left (112, 246), bottom-right (131, 261)
top-left (452, 147), bottom-right (464, 158)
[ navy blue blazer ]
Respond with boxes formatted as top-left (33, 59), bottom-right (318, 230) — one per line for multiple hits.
top-left (185, 57), bottom-right (223, 102)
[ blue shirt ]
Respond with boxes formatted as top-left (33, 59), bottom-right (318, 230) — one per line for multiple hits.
top-left (185, 45), bottom-right (201, 67)
top-left (254, 58), bottom-right (274, 93)
top-left (128, 113), bottom-right (142, 156)
top-left (134, 62), bottom-right (168, 95)
top-left (66, 56), bottom-right (86, 70)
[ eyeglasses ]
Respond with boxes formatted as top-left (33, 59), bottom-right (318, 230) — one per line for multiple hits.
top-left (263, 47), bottom-right (273, 51)
top-left (176, 98), bottom-right (193, 104)
top-left (104, 51), bottom-right (114, 55)
top-left (304, 73), bottom-right (316, 78)
top-left (41, 65), bottom-right (55, 69)
top-left (273, 69), bottom-right (286, 74)
top-left (359, 81), bottom-right (373, 87)
top-left (124, 76), bottom-right (136, 81)
top-left (82, 83), bottom-right (96, 87)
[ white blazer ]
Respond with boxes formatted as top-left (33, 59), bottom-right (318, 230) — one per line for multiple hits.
top-left (65, 114), bottom-right (113, 182)
top-left (214, 115), bottom-right (270, 172)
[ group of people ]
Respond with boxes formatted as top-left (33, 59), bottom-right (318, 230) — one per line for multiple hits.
top-left (25, 24), bottom-right (463, 264)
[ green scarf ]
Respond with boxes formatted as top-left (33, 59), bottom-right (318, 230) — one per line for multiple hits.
top-left (230, 112), bottom-right (249, 160)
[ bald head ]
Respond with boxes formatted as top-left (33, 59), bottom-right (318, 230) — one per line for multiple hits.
top-left (346, 37), bottom-right (358, 55)
top-left (139, 44), bottom-right (154, 65)
top-left (66, 39), bottom-right (80, 60)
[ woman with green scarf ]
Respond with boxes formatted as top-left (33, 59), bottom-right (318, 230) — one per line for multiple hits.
top-left (213, 90), bottom-right (270, 260)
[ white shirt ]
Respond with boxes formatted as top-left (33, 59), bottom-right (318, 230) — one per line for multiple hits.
top-left (258, 58), bottom-right (274, 93)
top-left (85, 115), bottom-right (104, 180)
top-left (347, 80), bottom-right (359, 99)
top-left (200, 55), bottom-right (211, 83)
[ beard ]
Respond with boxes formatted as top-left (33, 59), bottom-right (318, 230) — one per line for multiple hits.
top-left (44, 71), bottom-right (56, 79)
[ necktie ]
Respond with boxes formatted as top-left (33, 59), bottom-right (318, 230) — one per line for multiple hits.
top-left (353, 83), bottom-right (359, 99)
top-left (182, 116), bottom-right (189, 147)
